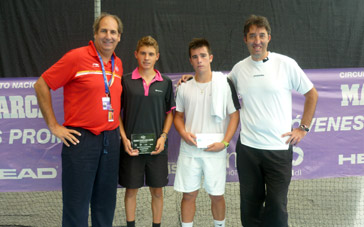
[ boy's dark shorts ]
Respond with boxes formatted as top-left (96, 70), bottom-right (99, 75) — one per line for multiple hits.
top-left (119, 150), bottom-right (168, 188)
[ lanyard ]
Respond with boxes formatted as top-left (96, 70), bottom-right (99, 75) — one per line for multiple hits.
top-left (95, 48), bottom-right (115, 96)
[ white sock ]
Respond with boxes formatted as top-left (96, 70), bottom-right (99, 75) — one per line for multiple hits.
top-left (214, 219), bottom-right (225, 227)
top-left (181, 221), bottom-right (193, 227)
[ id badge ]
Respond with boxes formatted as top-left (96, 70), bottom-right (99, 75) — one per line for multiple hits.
top-left (108, 108), bottom-right (114, 122)
top-left (102, 97), bottom-right (111, 110)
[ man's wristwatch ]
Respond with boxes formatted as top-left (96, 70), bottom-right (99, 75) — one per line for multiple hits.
top-left (299, 124), bottom-right (310, 132)
top-left (221, 140), bottom-right (230, 148)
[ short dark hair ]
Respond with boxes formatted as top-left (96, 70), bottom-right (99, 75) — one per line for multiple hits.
top-left (188, 38), bottom-right (212, 58)
top-left (93, 12), bottom-right (123, 35)
top-left (243, 15), bottom-right (271, 37)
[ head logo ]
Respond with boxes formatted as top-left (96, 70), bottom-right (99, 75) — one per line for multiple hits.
top-left (0, 168), bottom-right (57, 180)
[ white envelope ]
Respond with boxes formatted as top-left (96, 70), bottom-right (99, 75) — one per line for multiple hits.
top-left (196, 133), bottom-right (224, 148)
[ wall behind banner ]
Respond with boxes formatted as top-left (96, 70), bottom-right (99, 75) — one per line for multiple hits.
top-left (1, 0), bottom-right (364, 78)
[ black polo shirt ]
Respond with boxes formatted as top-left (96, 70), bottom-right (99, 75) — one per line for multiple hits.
top-left (121, 68), bottom-right (176, 155)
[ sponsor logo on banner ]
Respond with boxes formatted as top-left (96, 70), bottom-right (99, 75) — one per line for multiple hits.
top-left (0, 168), bottom-right (57, 180)
top-left (338, 153), bottom-right (364, 165)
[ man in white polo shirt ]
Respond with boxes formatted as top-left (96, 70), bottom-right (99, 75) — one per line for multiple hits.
top-left (229, 15), bottom-right (318, 227)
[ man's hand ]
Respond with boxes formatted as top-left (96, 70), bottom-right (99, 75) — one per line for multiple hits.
top-left (205, 142), bottom-right (225, 152)
top-left (122, 138), bottom-right (139, 156)
top-left (282, 128), bottom-right (307, 145)
top-left (50, 124), bottom-right (81, 147)
top-left (35, 77), bottom-right (80, 146)
top-left (177, 74), bottom-right (194, 86)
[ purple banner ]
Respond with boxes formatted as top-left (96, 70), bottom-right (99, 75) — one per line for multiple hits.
top-left (1, 68), bottom-right (363, 192)
top-left (0, 78), bottom-right (63, 191)
top-left (290, 68), bottom-right (364, 179)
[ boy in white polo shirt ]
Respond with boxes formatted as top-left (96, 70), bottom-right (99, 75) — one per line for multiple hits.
top-left (174, 38), bottom-right (240, 227)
